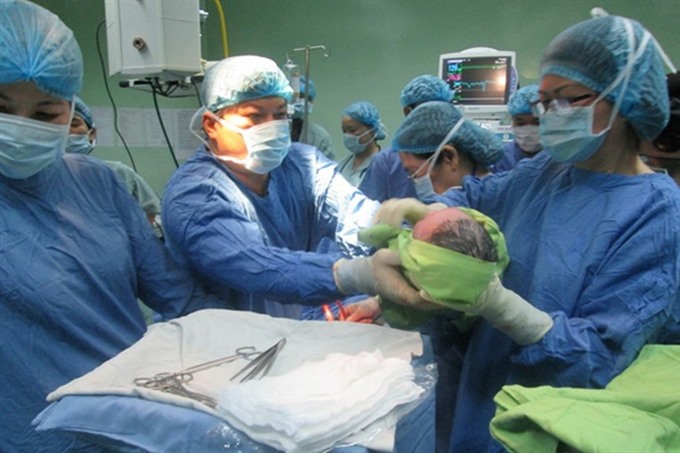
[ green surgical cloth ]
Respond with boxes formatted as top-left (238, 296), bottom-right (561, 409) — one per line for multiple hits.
top-left (358, 208), bottom-right (508, 329)
top-left (490, 345), bottom-right (680, 453)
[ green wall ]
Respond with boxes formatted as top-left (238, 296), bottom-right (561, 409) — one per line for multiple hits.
top-left (35, 0), bottom-right (680, 195)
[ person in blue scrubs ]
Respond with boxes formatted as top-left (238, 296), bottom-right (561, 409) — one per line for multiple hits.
top-left (162, 56), bottom-right (415, 320)
top-left (359, 74), bottom-right (454, 202)
top-left (67, 96), bottom-right (162, 228)
top-left (362, 15), bottom-right (680, 452)
top-left (0, 2), bottom-right (225, 451)
top-left (492, 84), bottom-right (543, 173)
top-left (338, 101), bottom-right (387, 187)
top-left (393, 101), bottom-right (504, 203)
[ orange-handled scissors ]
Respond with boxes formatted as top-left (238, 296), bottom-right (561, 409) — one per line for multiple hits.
top-left (322, 300), bottom-right (348, 321)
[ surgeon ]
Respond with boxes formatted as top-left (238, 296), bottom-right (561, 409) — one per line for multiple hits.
top-left (639, 71), bottom-right (680, 185)
top-left (0, 1), bottom-right (226, 450)
top-left (290, 76), bottom-right (336, 160)
top-left (492, 84), bottom-right (543, 172)
top-left (393, 100), bottom-right (504, 202)
top-left (67, 96), bottom-right (162, 227)
top-left (372, 15), bottom-right (680, 452)
top-left (338, 100), bottom-right (387, 187)
top-left (359, 74), bottom-right (454, 201)
top-left (162, 55), bottom-right (416, 320)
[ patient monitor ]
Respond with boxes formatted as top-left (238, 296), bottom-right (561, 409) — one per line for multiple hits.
top-left (438, 48), bottom-right (518, 142)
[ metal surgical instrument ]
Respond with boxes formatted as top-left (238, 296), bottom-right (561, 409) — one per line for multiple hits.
top-left (230, 337), bottom-right (287, 383)
top-left (133, 346), bottom-right (263, 408)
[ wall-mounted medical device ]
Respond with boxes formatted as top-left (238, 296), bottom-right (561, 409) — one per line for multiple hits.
top-left (104, 0), bottom-right (203, 81)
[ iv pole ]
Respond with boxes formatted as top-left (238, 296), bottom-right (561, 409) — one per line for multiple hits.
top-left (291, 45), bottom-right (330, 143)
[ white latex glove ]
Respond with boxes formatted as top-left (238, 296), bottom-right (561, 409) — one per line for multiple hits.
top-left (420, 275), bottom-right (553, 345)
top-left (374, 198), bottom-right (448, 227)
top-left (334, 250), bottom-right (428, 307)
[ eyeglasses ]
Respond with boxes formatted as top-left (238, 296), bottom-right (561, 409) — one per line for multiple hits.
top-left (531, 93), bottom-right (597, 116)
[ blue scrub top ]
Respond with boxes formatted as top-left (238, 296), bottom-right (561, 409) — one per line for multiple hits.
top-left (491, 141), bottom-right (526, 173)
top-left (0, 154), bottom-right (222, 452)
top-left (358, 148), bottom-right (416, 202)
top-left (162, 143), bottom-right (380, 319)
top-left (435, 152), bottom-right (680, 452)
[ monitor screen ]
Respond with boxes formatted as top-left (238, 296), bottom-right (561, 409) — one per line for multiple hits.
top-left (439, 52), bottom-right (514, 106)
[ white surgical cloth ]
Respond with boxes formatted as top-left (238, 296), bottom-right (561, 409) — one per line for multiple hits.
top-left (218, 350), bottom-right (423, 452)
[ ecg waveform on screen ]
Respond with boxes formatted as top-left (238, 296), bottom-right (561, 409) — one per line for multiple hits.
top-left (455, 80), bottom-right (500, 91)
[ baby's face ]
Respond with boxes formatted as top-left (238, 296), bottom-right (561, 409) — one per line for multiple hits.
top-left (412, 207), bottom-right (471, 242)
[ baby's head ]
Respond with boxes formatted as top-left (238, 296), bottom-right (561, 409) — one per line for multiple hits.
top-left (413, 207), bottom-right (498, 262)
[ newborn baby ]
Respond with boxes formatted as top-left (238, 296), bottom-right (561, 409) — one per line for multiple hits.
top-left (347, 206), bottom-right (507, 326)
top-left (412, 208), bottom-right (498, 263)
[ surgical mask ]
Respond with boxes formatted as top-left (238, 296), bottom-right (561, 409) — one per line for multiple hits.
top-left (410, 118), bottom-right (464, 201)
top-left (212, 114), bottom-right (291, 175)
top-left (292, 100), bottom-right (313, 119)
top-left (539, 19), bottom-right (647, 164)
top-left (66, 133), bottom-right (95, 155)
top-left (512, 125), bottom-right (542, 153)
top-left (0, 113), bottom-right (68, 179)
top-left (343, 128), bottom-right (374, 155)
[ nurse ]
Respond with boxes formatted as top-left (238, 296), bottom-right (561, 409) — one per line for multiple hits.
top-left (371, 15), bottom-right (680, 452)
top-left (162, 56), bottom-right (413, 319)
top-left (338, 101), bottom-right (386, 187)
top-left (393, 100), bottom-right (504, 202)
top-left (492, 84), bottom-right (543, 172)
top-left (359, 74), bottom-right (454, 202)
top-left (0, 1), bottom-right (224, 450)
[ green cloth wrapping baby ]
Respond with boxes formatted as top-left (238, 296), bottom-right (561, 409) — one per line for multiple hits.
top-left (358, 207), bottom-right (509, 329)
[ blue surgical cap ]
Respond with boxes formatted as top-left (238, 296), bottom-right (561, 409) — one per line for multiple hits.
top-left (74, 96), bottom-right (94, 128)
top-left (300, 76), bottom-right (316, 101)
top-left (201, 55), bottom-right (294, 112)
top-left (0, 0), bottom-right (82, 100)
top-left (400, 74), bottom-right (453, 108)
top-left (343, 101), bottom-right (387, 140)
top-left (507, 84), bottom-right (539, 117)
top-left (392, 101), bottom-right (504, 165)
top-left (540, 15), bottom-right (669, 141)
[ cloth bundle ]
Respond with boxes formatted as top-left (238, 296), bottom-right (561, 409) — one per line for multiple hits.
top-left (490, 345), bottom-right (680, 452)
top-left (217, 350), bottom-right (424, 452)
top-left (358, 207), bottom-right (509, 329)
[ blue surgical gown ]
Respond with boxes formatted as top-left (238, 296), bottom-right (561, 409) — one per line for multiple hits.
top-left (358, 148), bottom-right (416, 202)
top-left (0, 155), bottom-right (223, 452)
top-left (435, 152), bottom-right (680, 452)
top-left (162, 144), bottom-right (380, 319)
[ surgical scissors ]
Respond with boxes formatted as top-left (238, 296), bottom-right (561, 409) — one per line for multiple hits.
top-left (133, 346), bottom-right (263, 408)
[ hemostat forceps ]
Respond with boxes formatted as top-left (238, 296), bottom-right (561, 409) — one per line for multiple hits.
top-left (230, 338), bottom-right (287, 383)
top-left (133, 346), bottom-right (263, 408)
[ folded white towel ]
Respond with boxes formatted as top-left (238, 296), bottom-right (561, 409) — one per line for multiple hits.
top-left (217, 350), bottom-right (424, 453)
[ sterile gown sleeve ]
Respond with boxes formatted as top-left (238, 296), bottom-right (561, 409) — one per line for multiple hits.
top-left (436, 153), bottom-right (680, 451)
top-left (162, 145), bottom-right (380, 313)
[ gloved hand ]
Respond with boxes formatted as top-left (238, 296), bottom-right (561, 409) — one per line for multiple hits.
top-left (420, 275), bottom-right (553, 345)
top-left (344, 297), bottom-right (381, 324)
top-left (374, 198), bottom-right (448, 227)
top-left (334, 249), bottom-right (428, 307)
